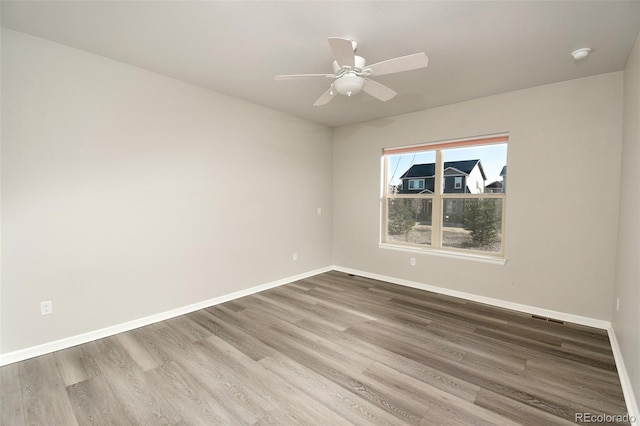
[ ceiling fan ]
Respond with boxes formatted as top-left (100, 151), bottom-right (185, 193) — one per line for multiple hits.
top-left (275, 37), bottom-right (429, 106)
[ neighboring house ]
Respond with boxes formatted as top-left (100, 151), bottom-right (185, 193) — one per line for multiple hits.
top-left (485, 180), bottom-right (503, 193)
top-left (484, 165), bottom-right (507, 193)
top-left (398, 159), bottom-right (487, 194)
top-left (397, 159), bottom-right (487, 227)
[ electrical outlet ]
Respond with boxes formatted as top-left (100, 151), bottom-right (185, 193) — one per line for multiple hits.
top-left (293, 253), bottom-right (298, 261)
top-left (410, 257), bottom-right (416, 266)
top-left (40, 301), bottom-right (53, 316)
top-left (616, 297), bottom-right (620, 312)
top-left (317, 207), bottom-right (322, 215)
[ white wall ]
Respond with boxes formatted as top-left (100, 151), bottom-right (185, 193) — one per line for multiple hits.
top-left (0, 29), bottom-right (333, 354)
top-left (333, 72), bottom-right (623, 321)
top-left (614, 31), bottom-right (640, 413)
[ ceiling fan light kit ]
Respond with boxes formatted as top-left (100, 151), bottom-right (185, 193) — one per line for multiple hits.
top-left (333, 73), bottom-right (365, 97)
top-left (276, 37), bottom-right (429, 106)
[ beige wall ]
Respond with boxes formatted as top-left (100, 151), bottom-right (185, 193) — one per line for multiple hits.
top-left (615, 31), bottom-right (640, 412)
top-left (333, 72), bottom-right (623, 321)
top-left (0, 26), bottom-right (633, 381)
top-left (0, 29), bottom-right (333, 353)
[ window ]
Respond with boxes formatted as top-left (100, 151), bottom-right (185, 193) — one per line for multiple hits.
top-left (383, 135), bottom-right (508, 258)
top-left (454, 176), bottom-right (463, 189)
top-left (408, 179), bottom-right (425, 190)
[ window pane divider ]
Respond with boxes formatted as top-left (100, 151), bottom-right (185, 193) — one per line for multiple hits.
top-left (387, 194), bottom-right (434, 199)
top-left (441, 193), bottom-right (506, 199)
top-left (431, 150), bottom-right (444, 248)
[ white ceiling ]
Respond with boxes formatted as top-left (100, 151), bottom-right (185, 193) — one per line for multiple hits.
top-left (2, 1), bottom-right (640, 128)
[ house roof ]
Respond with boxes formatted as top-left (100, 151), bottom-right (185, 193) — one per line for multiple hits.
top-left (400, 160), bottom-right (486, 180)
top-left (500, 166), bottom-right (507, 177)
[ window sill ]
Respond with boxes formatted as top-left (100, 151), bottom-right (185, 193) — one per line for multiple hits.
top-left (379, 243), bottom-right (507, 265)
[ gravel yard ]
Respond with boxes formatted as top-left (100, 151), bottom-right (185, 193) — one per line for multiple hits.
top-left (387, 224), bottom-right (502, 253)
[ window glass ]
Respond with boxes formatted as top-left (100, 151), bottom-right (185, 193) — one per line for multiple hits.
top-left (386, 198), bottom-right (433, 246)
top-left (442, 144), bottom-right (508, 193)
top-left (386, 151), bottom-right (436, 194)
top-left (383, 137), bottom-right (508, 257)
top-left (409, 179), bottom-right (425, 190)
top-left (442, 198), bottom-right (503, 253)
top-left (454, 176), bottom-right (463, 189)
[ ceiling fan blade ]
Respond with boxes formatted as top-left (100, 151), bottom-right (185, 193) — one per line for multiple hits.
top-left (328, 37), bottom-right (355, 68)
top-left (367, 53), bottom-right (429, 76)
top-left (275, 74), bottom-right (335, 80)
top-left (313, 86), bottom-right (337, 106)
top-left (363, 79), bottom-right (397, 102)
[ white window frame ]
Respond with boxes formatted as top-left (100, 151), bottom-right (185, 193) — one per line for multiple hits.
top-left (408, 179), bottom-right (425, 190)
top-left (381, 134), bottom-right (508, 262)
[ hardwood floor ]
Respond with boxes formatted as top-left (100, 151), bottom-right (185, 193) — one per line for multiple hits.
top-left (0, 271), bottom-right (630, 425)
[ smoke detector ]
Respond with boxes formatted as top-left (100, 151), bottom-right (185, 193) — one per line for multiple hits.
top-left (571, 48), bottom-right (591, 60)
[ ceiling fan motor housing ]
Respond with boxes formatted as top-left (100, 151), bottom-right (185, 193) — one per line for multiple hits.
top-left (332, 55), bottom-right (367, 73)
top-left (332, 55), bottom-right (367, 97)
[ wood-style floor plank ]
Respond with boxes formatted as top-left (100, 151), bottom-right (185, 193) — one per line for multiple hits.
top-left (84, 337), bottom-right (182, 425)
top-left (18, 354), bottom-right (78, 426)
top-left (1, 362), bottom-right (25, 426)
top-left (150, 323), bottom-right (271, 424)
top-left (66, 375), bottom-right (131, 425)
top-left (54, 344), bottom-right (102, 387)
top-left (0, 271), bottom-right (630, 425)
top-left (194, 335), bottom-right (350, 425)
top-left (144, 360), bottom-right (236, 425)
top-left (258, 352), bottom-right (403, 425)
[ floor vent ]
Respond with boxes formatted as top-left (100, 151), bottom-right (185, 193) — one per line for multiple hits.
top-left (531, 314), bottom-right (566, 325)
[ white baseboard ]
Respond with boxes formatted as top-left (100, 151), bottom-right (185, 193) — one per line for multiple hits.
top-left (0, 266), bottom-right (332, 366)
top-left (333, 266), bottom-right (610, 329)
top-left (607, 326), bottom-right (639, 421)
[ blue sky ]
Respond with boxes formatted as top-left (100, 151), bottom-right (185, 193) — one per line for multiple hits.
top-left (387, 143), bottom-right (508, 186)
